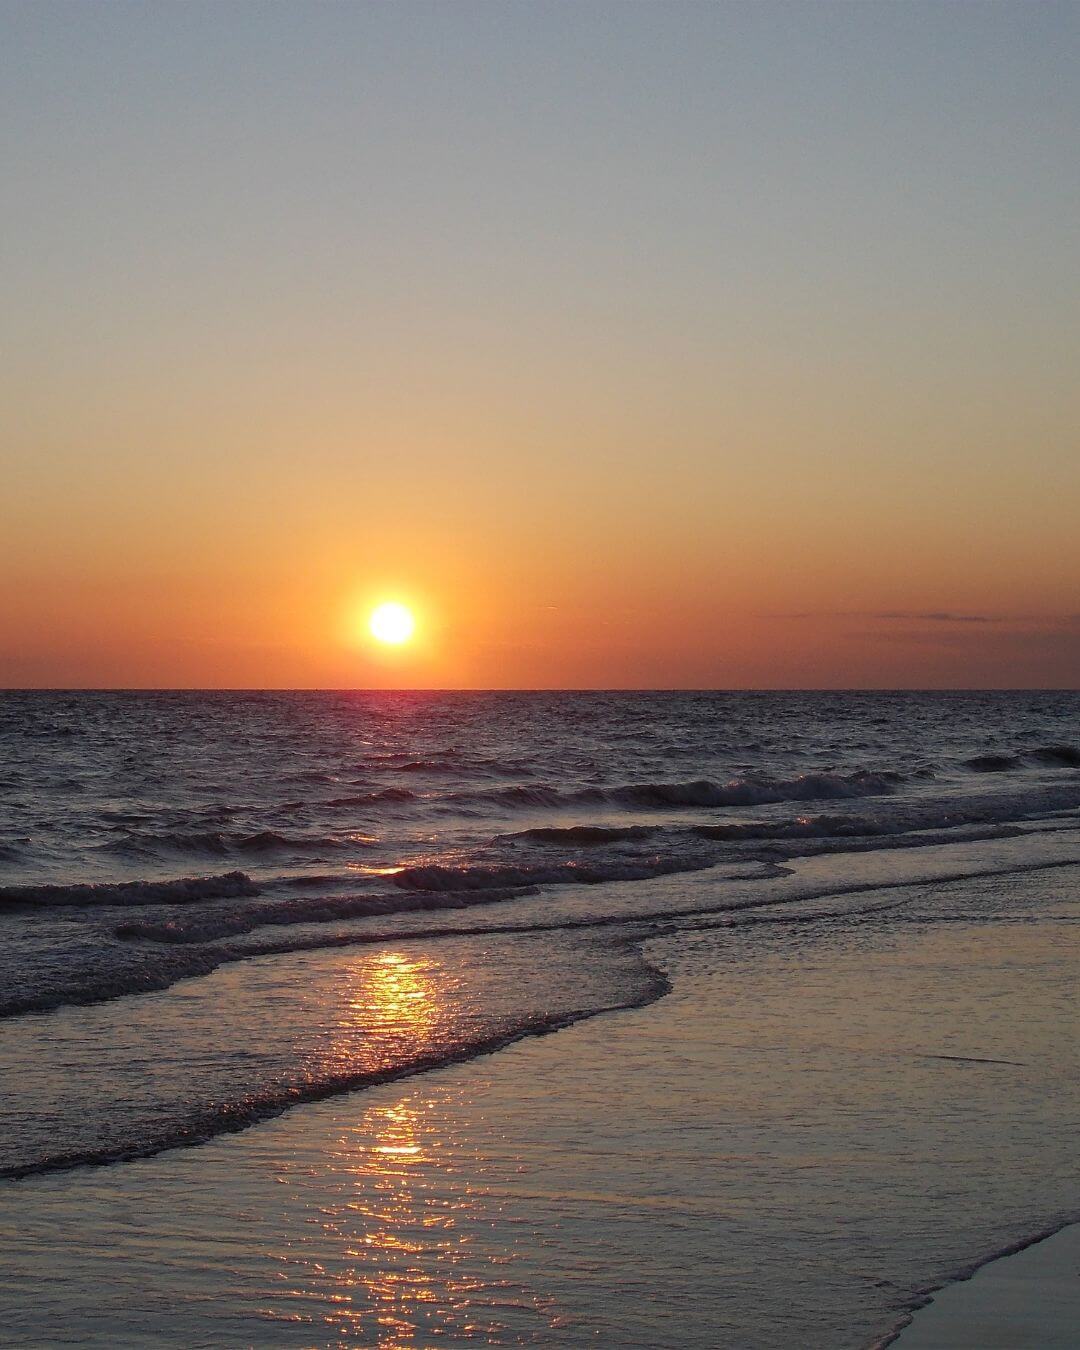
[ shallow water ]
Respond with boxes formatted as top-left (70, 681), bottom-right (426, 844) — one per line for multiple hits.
top-left (0, 692), bottom-right (1078, 1344)
top-left (0, 853), bottom-right (1076, 1347)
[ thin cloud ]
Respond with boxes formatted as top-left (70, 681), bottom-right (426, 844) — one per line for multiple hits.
top-left (767, 610), bottom-right (1066, 626)
top-left (875, 611), bottom-right (995, 624)
top-left (770, 610), bottom-right (998, 624)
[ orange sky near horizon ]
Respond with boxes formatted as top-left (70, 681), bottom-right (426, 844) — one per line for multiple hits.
top-left (2, 2), bottom-right (1078, 689)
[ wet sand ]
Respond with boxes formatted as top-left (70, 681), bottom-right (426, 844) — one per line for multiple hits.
top-left (892, 1221), bottom-right (1080, 1349)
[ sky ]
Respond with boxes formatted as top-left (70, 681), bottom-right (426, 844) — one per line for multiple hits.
top-left (2, 0), bottom-right (1077, 688)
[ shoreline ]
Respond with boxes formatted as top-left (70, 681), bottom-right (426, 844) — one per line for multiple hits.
top-left (883, 1219), bottom-right (1080, 1348)
top-left (0, 923), bottom-right (671, 1183)
top-left (0, 857), bottom-right (1076, 1346)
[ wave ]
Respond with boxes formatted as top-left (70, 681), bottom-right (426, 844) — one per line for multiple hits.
top-left (606, 771), bottom-right (907, 807)
top-left (964, 745), bottom-right (1080, 772)
top-left (451, 784), bottom-right (569, 809)
top-left (115, 885), bottom-right (539, 944)
top-left (694, 814), bottom-right (888, 841)
top-left (325, 787), bottom-right (417, 807)
top-left (20, 835), bottom-right (1071, 1177)
top-left (5, 846), bottom-right (1078, 1022)
top-left (453, 770), bottom-right (907, 813)
top-left (100, 831), bottom-right (231, 858)
top-left (396, 759), bottom-right (468, 773)
top-left (365, 751), bottom-right (533, 776)
top-left (1033, 744), bottom-right (1080, 767)
top-left (964, 754), bottom-right (1022, 773)
top-left (506, 825), bottom-right (656, 845)
top-left (393, 852), bottom-right (719, 892)
top-left (100, 829), bottom-right (357, 860)
top-left (514, 778), bottom-right (1080, 852)
top-left (234, 831), bottom-right (350, 853)
top-left (363, 749), bottom-right (459, 765)
top-left (0, 871), bottom-right (259, 909)
top-left (113, 819), bottom-right (1022, 943)
top-left (326, 753), bottom-right (1077, 821)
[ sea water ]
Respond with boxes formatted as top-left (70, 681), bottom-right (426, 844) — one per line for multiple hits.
top-left (0, 691), bottom-right (1077, 1345)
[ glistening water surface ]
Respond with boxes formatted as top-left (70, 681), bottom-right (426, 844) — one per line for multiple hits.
top-left (0, 691), bottom-right (1077, 1345)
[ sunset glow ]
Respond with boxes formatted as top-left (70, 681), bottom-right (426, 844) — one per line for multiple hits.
top-left (1, 3), bottom-right (1077, 690)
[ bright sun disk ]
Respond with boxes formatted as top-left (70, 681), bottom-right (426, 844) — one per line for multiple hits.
top-left (369, 602), bottom-right (415, 645)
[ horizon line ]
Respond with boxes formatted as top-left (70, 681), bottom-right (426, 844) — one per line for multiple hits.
top-left (3, 687), bottom-right (1078, 696)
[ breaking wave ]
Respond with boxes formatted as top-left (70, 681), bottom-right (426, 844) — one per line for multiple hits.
top-left (453, 770), bottom-right (907, 812)
top-left (506, 825), bottom-right (657, 845)
top-left (1033, 744), bottom-right (1080, 767)
top-left (964, 754), bottom-right (1023, 773)
top-left (964, 745), bottom-right (1080, 772)
top-left (393, 853), bottom-right (720, 892)
top-left (115, 885), bottom-right (539, 944)
top-left (0, 871), bottom-right (259, 909)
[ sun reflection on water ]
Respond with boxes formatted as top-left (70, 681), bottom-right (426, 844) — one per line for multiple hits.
top-left (351, 953), bottom-right (437, 1035)
top-left (272, 1085), bottom-right (557, 1346)
top-left (324, 951), bottom-right (443, 1079)
top-left (266, 950), bottom-right (560, 1345)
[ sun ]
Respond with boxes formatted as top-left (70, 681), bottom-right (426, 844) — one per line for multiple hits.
top-left (369, 602), bottom-right (416, 645)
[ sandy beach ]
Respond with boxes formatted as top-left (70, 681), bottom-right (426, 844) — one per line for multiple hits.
top-left (892, 1222), bottom-right (1080, 1349)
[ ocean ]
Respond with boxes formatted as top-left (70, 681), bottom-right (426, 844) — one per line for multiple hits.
top-left (0, 690), bottom-right (1078, 1346)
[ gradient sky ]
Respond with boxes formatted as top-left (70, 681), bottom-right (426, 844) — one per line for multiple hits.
top-left (2, 0), bottom-right (1078, 688)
